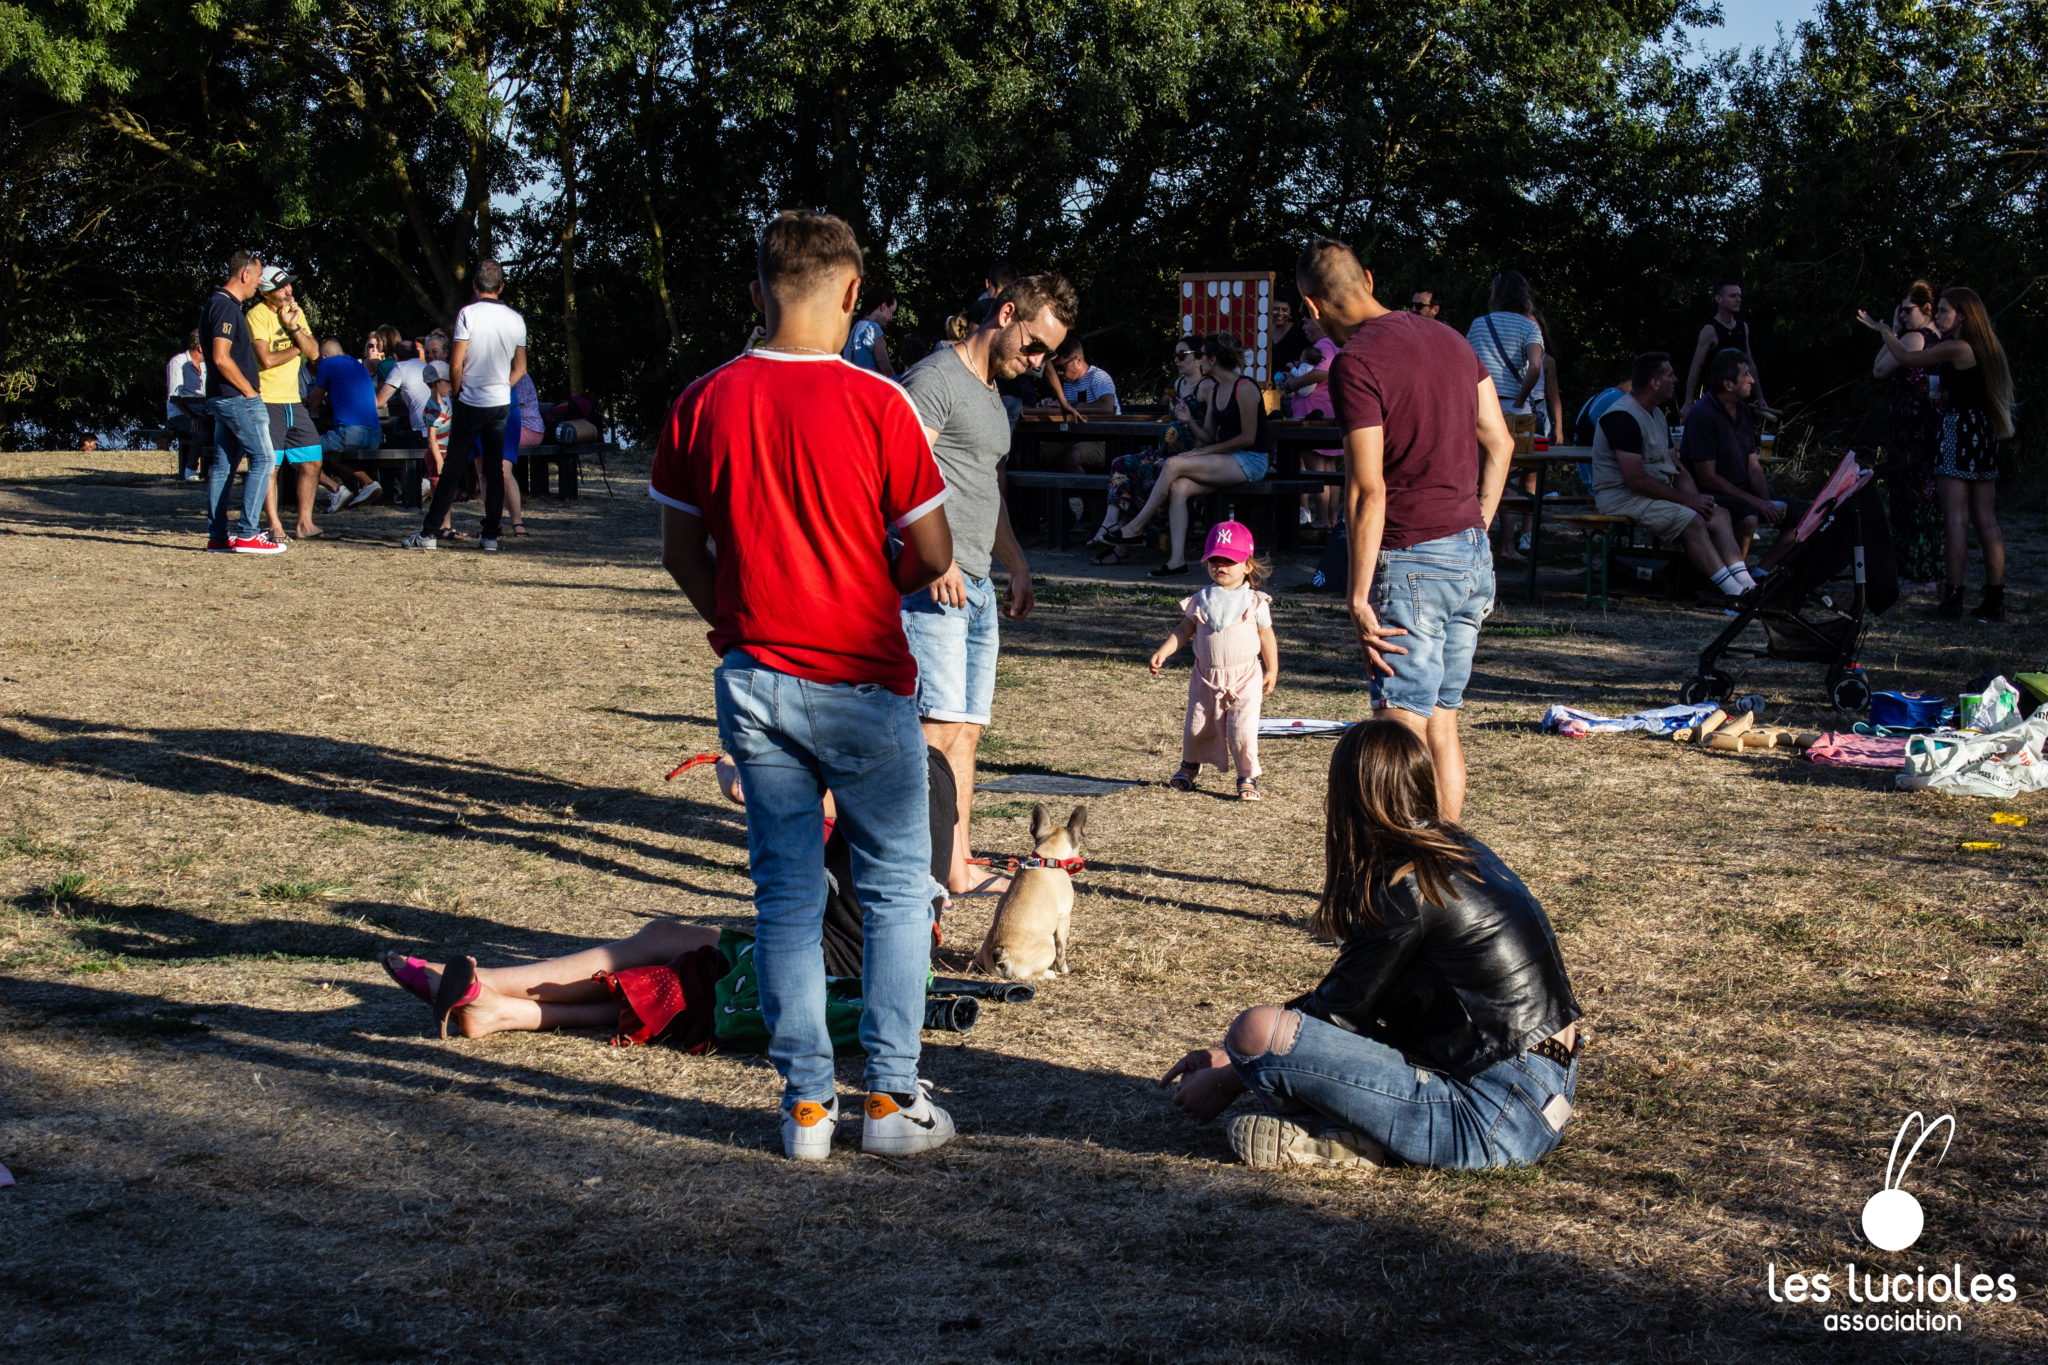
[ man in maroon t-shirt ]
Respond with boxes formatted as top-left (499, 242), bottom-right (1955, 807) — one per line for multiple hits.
top-left (1297, 237), bottom-right (1514, 819)
top-left (654, 211), bottom-right (961, 1163)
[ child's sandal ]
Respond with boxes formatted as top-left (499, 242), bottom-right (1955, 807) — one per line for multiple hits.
top-left (1237, 778), bottom-right (1262, 801)
top-left (1167, 764), bottom-right (1199, 792)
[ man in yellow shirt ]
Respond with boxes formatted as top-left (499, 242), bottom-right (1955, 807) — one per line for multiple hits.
top-left (248, 267), bottom-right (323, 538)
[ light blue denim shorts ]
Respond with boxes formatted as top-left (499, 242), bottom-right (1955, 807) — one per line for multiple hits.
top-left (901, 572), bottom-right (999, 726)
top-left (1368, 527), bottom-right (1494, 717)
top-left (1233, 449), bottom-right (1270, 482)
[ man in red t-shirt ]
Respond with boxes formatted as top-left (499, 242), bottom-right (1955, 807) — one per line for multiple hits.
top-left (651, 211), bottom-right (959, 1162)
top-left (1298, 237), bottom-right (1514, 820)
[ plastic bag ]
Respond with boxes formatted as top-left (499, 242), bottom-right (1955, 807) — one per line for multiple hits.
top-left (1958, 676), bottom-right (2022, 733)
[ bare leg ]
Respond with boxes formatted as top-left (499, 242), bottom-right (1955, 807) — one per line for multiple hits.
top-left (294, 463), bottom-right (323, 537)
top-left (1703, 506), bottom-right (1744, 565)
top-left (382, 921), bottom-right (719, 1039)
top-left (1122, 455), bottom-right (1192, 537)
top-left (503, 461), bottom-right (525, 527)
top-left (1304, 453), bottom-right (1338, 527)
top-left (264, 468), bottom-right (288, 539)
top-left (1938, 476), bottom-right (1969, 587)
top-left (1377, 705), bottom-right (1467, 822)
top-left (1735, 515), bottom-right (1757, 561)
top-left (1166, 477), bottom-right (1198, 568)
top-left (1968, 478), bottom-right (2003, 583)
top-left (1677, 516), bottom-right (1724, 579)
top-left (921, 717), bottom-right (1001, 895)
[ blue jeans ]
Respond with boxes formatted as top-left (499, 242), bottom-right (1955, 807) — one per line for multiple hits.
top-left (1368, 527), bottom-right (1494, 717)
top-left (206, 395), bottom-right (275, 540)
top-left (901, 574), bottom-right (999, 725)
top-left (322, 424), bottom-right (381, 452)
top-left (714, 650), bottom-right (934, 1105)
top-left (1229, 1013), bottom-right (1577, 1169)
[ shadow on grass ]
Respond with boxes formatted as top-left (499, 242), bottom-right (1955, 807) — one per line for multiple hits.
top-left (0, 715), bottom-right (751, 901)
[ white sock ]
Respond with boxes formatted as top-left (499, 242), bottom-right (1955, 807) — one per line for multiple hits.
top-left (1711, 565), bottom-right (1745, 595)
top-left (1729, 565), bottom-right (1758, 592)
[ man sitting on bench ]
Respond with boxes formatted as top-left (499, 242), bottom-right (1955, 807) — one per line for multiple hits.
top-left (1590, 352), bottom-right (1756, 603)
top-left (1680, 350), bottom-right (1803, 560)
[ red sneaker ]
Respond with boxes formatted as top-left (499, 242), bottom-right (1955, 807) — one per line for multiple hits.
top-left (229, 533), bottom-right (287, 555)
top-left (205, 538), bottom-right (233, 553)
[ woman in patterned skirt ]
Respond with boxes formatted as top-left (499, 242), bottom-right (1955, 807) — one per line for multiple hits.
top-left (1861, 286), bottom-right (2017, 620)
top-left (1871, 281), bottom-right (1944, 588)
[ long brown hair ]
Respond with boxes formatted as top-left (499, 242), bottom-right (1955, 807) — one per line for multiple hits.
top-left (1313, 721), bottom-right (1477, 940)
top-left (1940, 287), bottom-right (2016, 440)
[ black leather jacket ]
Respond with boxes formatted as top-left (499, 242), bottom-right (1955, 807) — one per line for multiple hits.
top-left (1289, 834), bottom-right (1581, 1081)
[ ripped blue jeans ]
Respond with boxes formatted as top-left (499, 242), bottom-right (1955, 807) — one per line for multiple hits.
top-left (1227, 1012), bottom-right (1575, 1169)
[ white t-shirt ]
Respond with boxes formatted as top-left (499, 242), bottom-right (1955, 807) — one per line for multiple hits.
top-left (453, 298), bottom-right (528, 407)
top-left (165, 351), bottom-right (205, 420)
top-left (386, 358), bottom-right (431, 433)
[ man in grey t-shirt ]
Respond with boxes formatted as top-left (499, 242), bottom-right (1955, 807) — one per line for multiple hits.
top-left (900, 272), bottom-right (1078, 895)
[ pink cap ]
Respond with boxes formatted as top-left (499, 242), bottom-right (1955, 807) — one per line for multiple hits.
top-left (1202, 520), bottom-right (1253, 563)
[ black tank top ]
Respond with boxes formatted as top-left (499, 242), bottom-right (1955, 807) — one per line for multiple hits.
top-left (1709, 316), bottom-right (1749, 355)
top-left (1213, 375), bottom-right (1269, 452)
top-left (1939, 360), bottom-right (1987, 415)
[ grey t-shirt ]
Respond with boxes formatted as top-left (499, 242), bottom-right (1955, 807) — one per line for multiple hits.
top-left (901, 345), bottom-right (1009, 579)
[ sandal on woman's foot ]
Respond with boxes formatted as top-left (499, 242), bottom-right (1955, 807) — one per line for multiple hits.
top-left (1167, 764), bottom-right (1199, 792)
top-left (432, 955), bottom-right (481, 1039)
top-left (1148, 561), bottom-right (1191, 578)
top-left (1238, 778), bottom-right (1262, 801)
top-left (1089, 541), bottom-right (1129, 566)
top-left (512, 523), bottom-right (529, 537)
top-left (379, 952), bottom-right (437, 1004)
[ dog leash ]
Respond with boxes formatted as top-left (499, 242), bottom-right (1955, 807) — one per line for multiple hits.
top-left (966, 854), bottom-right (1086, 874)
top-left (665, 752), bottom-right (721, 781)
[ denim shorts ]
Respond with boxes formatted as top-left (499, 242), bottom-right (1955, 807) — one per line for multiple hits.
top-left (1369, 527), bottom-right (1494, 718)
top-left (1233, 449), bottom-right (1270, 482)
top-left (902, 573), bottom-right (999, 726)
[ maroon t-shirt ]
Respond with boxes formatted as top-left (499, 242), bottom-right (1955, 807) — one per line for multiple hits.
top-left (1329, 311), bottom-right (1490, 550)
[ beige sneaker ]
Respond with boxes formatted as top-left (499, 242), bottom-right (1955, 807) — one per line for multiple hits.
top-left (1227, 1114), bottom-right (1385, 1169)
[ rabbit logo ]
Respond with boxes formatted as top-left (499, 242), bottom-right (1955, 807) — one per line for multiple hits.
top-left (1861, 1111), bottom-right (1955, 1252)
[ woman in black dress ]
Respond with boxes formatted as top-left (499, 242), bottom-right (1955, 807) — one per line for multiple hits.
top-left (1860, 287), bottom-right (2016, 620)
top-left (1871, 281), bottom-right (1944, 587)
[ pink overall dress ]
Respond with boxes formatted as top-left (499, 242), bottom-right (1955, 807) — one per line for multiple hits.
top-left (1181, 587), bottom-right (1272, 778)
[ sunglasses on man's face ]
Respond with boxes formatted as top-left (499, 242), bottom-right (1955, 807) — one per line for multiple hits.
top-left (1406, 300), bottom-right (1430, 311)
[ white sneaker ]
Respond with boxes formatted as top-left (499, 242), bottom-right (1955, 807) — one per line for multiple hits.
top-left (327, 486), bottom-right (351, 514)
top-left (479, 537), bottom-right (499, 552)
top-left (180, 469), bottom-right (201, 482)
top-left (1298, 505), bottom-right (1313, 524)
top-left (1227, 1114), bottom-right (1385, 1170)
top-left (1517, 531), bottom-right (1534, 553)
top-left (400, 532), bottom-right (437, 550)
top-left (781, 1096), bottom-right (839, 1161)
top-left (862, 1079), bottom-right (955, 1155)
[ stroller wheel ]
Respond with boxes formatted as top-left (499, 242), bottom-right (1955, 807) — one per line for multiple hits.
top-left (1678, 672), bottom-right (1732, 706)
top-left (1829, 670), bottom-right (1873, 713)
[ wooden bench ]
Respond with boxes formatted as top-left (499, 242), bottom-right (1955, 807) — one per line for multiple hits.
top-left (1559, 514), bottom-right (1636, 611)
top-left (1007, 471), bottom-right (1326, 553)
top-left (322, 443), bottom-right (610, 509)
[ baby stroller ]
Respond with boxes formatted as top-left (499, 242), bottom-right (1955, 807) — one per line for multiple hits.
top-left (1678, 453), bottom-right (1898, 712)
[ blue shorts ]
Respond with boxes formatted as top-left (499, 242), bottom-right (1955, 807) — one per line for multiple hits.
top-left (1368, 528), bottom-right (1494, 718)
top-left (902, 572), bottom-right (1000, 726)
top-left (1234, 449), bottom-right (1269, 482)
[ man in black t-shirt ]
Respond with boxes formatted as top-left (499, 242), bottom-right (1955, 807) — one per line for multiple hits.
top-left (200, 251), bottom-right (285, 554)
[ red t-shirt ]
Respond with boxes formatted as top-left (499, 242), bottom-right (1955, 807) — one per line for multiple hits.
top-left (650, 352), bottom-right (950, 694)
top-left (1328, 311), bottom-right (1490, 550)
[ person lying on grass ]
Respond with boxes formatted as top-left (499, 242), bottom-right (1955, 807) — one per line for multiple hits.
top-left (1159, 719), bottom-right (1584, 1170)
top-left (379, 753), bottom-right (953, 1041)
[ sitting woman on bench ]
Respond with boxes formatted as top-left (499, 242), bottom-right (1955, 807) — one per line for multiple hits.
top-left (1159, 720), bottom-right (1583, 1170)
top-left (1088, 342), bottom-right (1216, 561)
top-left (1105, 332), bottom-right (1269, 578)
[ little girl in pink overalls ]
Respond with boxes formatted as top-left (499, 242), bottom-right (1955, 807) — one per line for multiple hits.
top-left (1148, 520), bottom-right (1279, 800)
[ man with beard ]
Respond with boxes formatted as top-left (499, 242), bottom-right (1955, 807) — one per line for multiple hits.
top-left (899, 272), bottom-right (1077, 896)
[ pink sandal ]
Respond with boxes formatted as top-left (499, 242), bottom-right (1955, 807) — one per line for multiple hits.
top-left (380, 952), bottom-right (480, 1035)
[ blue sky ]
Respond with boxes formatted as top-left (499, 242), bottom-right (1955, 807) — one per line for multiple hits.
top-left (1692, 0), bottom-right (1818, 52)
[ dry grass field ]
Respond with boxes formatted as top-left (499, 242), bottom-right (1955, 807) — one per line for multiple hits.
top-left (2, 448), bottom-right (2045, 1362)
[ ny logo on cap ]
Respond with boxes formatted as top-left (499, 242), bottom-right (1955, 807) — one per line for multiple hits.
top-left (1215, 527), bottom-right (1235, 544)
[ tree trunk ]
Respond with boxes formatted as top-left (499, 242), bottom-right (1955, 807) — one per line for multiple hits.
top-left (557, 5), bottom-right (585, 394)
top-left (637, 54), bottom-right (680, 378)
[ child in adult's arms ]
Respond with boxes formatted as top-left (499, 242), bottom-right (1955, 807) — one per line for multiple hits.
top-left (1149, 520), bottom-right (1278, 800)
top-left (1159, 720), bottom-right (1583, 1170)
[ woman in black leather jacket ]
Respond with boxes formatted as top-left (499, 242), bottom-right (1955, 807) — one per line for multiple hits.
top-left (1160, 720), bottom-right (1583, 1169)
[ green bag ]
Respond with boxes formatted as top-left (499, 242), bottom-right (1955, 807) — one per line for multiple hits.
top-left (710, 929), bottom-right (867, 1052)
